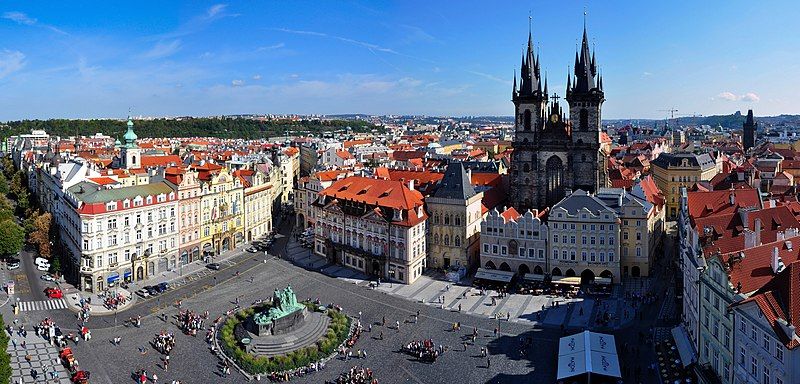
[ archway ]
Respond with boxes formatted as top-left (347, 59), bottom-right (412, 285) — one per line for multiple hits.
top-left (297, 213), bottom-right (306, 229)
top-left (222, 237), bottom-right (231, 252)
top-left (372, 261), bottom-right (381, 276)
top-left (533, 265), bottom-right (544, 275)
top-left (600, 270), bottom-right (614, 282)
top-left (581, 269), bottom-right (596, 284)
top-left (518, 264), bottom-right (531, 276)
top-left (484, 261), bottom-right (496, 269)
top-left (565, 268), bottom-right (576, 277)
top-left (180, 250), bottom-right (188, 265)
top-left (631, 266), bottom-right (641, 277)
top-left (499, 262), bottom-right (511, 272)
top-left (551, 267), bottom-right (562, 276)
top-left (136, 266), bottom-right (144, 280)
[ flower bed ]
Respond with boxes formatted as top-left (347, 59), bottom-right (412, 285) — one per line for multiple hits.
top-left (219, 303), bottom-right (351, 375)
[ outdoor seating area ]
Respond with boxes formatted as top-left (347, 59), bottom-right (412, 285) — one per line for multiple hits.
top-left (655, 339), bottom-right (693, 383)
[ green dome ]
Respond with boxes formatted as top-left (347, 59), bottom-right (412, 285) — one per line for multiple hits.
top-left (123, 116), bottom-right (138, 143)
top-left (114, 138), bottom-right (121, 146)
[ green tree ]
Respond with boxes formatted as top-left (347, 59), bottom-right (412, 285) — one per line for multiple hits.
top-left (0, 218), bottom-right (24, 256)
top-left (0, 173), bottom-right (8, 195)
top-left (0, 315), bottom-right (10, 382)
top-left (29, 212), bottom-right (52, 258)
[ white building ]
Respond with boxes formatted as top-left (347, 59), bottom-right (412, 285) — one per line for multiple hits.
top-left (479, 207), bottom-right (548, 276)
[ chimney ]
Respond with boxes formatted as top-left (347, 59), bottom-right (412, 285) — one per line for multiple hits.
top-left (755, 218), bottom-right (762, 245)
top-left (772, 247), bottom-right (785, 274)
top-left (408, 179), bottom-right (415, 191)
top-left (743, 229), bottom-right (757, 249)
top-left (739, 209), bottom-right (750, 230)
top-left (729, 191), bottom-right (735, 206)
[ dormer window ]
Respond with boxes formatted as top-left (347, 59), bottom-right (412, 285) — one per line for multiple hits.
top-left (106, 202), bottom-right (116, 211)
top-left (146, 196), bottom-right (153, 205)
top-left (123, 199), bottom-right (130, 209)
top-left (393, 209), bottom-right (403, 221)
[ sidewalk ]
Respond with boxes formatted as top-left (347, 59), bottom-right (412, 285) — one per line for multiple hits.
top-left (61, 242), bottom-right (251, 315)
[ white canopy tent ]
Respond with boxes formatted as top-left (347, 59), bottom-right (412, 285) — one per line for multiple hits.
top-left (557, 330), bottom-right (621, 381)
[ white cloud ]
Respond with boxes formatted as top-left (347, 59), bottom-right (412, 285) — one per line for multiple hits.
top-left (207, 4), bottom-right (228, 18)
top-left (231, 79), bottom-right (244, 87)
top-left (257, 43), bottom-right (285, 51)
top-left (2, 11), bottom-right (36, 25)
top-left (2, 11), bottom-right (67, 35)
top-left (714, 91), bottom-right (760, 102)
top-left (642, 71), bottom-right (652, 77)
top-left (0, 50), bottom-right (25, 79)
top-left (741, 92), bottom-right (760, 102)
top-left (252, 74), bottom-right (261, 80)
top-left (142, 40), bottom-right (182, 59)
top-left (467, 70), bottom-right (510, 85)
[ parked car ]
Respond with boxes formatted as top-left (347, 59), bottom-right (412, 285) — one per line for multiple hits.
top-left (35, 257), bottom-right (51, 271)
top-left (144, 286), bottom-right (160, 296)
top-left (135, 288), bottom-right (151, 298)
top-left (40, 274), bottom-right (55, 282)
top-left (44, 287), bottom-right (63, 299)
top-left (245, 247), bottom-right (258, 253)
top-left (206, 263), bottom-right (221, 270)
top-left (7, 258), bottom-right (20, 270)
top-left (157, 282), bottom-right (170, 292)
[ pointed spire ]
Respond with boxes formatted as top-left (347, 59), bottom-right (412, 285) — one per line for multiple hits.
top-left (512, 70), bottom-right (517, 98)
top-left (566, 69), bottom-right (572, 92)
top-left (543, 76), bottom-right (548, 97)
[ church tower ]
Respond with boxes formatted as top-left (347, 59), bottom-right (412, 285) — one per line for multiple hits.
top-left (509, 29), bottom-right (548, 212)
top-left (120, 115), bottom-right (141, 169)
top-left (742, 109), bottom-right (756, 152)
top-left (566, 24), bottom-right (606, 193)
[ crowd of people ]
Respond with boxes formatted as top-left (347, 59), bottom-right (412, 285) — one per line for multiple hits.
top-left (101, 291), bottom-right (128, 310)
top-left (325, 366), bottom-right (377, 384)
top-left (401, 339), bottom-right (441, 363)
top-left (176, 309), bottom-right (207, 336)
top-left (267, 361), bottom-right (325, 382)
top-left (152, 331), bottom-right (176, 354)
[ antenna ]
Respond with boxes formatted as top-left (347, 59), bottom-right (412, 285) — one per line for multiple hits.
top-left (583, 6), bottom-right (588, 28)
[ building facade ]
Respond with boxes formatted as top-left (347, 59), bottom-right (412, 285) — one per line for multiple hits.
top-left (548, 189), bottom-right (620, 282)
top-left (63, 181), bottom-right (179, 292)
top-left (479, 207), bottom-right (548, 276)
top-left (651, 152), bottom-right (717, 219)
top-left (426, 162), bottom-right (484, 270)
top-left (312, 176), bottom-right (428, 284)
top-left (742, 109), bottom-right (757, 153)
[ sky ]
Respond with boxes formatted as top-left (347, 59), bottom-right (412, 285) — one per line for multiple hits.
top-left (0, 1), bottom-right (798, 120)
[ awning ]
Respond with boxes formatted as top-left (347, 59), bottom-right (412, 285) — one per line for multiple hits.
top-left (474, 268), bottom-right (514, 283)
top-left (107, 274), bottom-right (120, 283)
top-left (522, 273), bottom-right (545, 282)
top-left (123, 271), bottom-right (132, 278)
top-left (551, 276), bottom-right (582, 286)
top-left (671, 326), bottom-right (695, 367)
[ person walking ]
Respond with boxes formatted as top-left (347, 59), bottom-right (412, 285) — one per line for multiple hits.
top-left (487, 357), bottom-right (491, 369)
top-left (395, 320), bottom-right (400, 331)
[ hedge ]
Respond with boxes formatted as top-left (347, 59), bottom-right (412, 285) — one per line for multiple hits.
top-left (219, 303), bottom-right (351, 375)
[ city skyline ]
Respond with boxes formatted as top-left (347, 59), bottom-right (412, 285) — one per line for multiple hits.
top-left (0, 1), bottom-right (798, 120)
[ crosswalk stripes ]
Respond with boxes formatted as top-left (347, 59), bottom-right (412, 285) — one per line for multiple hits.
top-left (18, 299), bottom-right (68, 312)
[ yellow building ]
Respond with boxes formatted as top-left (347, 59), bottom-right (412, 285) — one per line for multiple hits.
top-left (236, 168), bottom-right (273, 242)
top-left (651, 152), bottom-right (717, 219)
top-left (194, 164), bottom-right (245, 257)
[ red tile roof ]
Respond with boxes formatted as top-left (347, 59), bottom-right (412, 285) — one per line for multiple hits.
top-left (500, 207), bottom-right (521, 222)
top-left (141, 155), bottom-right (182, 168)
top-left (687, 188), bottom-right (761, 219)
top-left (319, 176), bottom-right (427, 226)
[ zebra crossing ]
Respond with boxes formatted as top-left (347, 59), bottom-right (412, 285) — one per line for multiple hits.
top-left (18, 299), bottom-right (68, 312)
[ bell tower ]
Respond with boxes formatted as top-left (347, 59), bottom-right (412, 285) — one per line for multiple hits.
top-left (120, 115), bottom-right (141, 169)
top-left (566, 24), bottom-right (605, 193)
top-left (509, 26), bottom-right (548, 212)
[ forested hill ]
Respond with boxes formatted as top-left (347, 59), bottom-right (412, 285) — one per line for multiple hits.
top-left (0, 118), bottom-right (378, 140)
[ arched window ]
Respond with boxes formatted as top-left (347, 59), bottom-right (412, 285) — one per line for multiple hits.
top-left (454, 236), bottom-right (461, 247)
top-left (546, 156), bottom-right (564, 205)
top-left (523, 163), bottom-right (530, 172)
top-left (433, 213), bottom-right (440, 224)
top-left (455, 216), bottom-right (461, 226)
top-left (433, 233), bottom-right (439, 244)
top-left (444, 235), bottom-right (450, 246)
top-left (524, 109), bottom-right (532, 131)
top-left (444, 215), bottom-right (450, 225)
top-left (580, 109), bottom-right (589, 131)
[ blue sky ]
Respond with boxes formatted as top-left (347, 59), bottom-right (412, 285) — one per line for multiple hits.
top-left (0, 1), bottom-right (798, 120)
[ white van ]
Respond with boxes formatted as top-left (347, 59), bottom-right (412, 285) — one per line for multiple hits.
top-left (35, 257), bottom-right (50, 271)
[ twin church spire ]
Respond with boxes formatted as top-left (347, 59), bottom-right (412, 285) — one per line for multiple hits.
top-left (513, 18), bottom-right (603, 103)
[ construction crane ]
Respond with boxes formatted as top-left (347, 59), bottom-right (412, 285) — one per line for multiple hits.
top-left (658, 108), bottom-right (679, 120)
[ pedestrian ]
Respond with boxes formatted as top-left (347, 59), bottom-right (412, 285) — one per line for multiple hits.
top-left (368, 324), bottom-right (372, 332)
top-left (153, 373), bottom-right (158, 384)
top-left (494, 327), bottom-right (498, 336)
top-left (395, 320), bottom-right (400, 330)
top-left (379, 331), bottom-right (383, 340)
top-left (458, 303), bottom-right (462, 312)
top-left (487, 357), bottom-right (491, 369)
top-left (358, 311), bottom-right (362, 319)
top-left (382, 316), bottom-right (386, 327)
top-left (463, 342), bottom-right (467, 351)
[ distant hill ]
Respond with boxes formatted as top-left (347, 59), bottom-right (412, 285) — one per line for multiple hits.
top-left (0, 117), bottom-right (377, 140)
top-left (605, 112), bottom-right (800, 129)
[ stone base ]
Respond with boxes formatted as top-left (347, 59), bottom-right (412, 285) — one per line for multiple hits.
top-left (249, 307), bottom-right (308, 336)
top-left (247, 311), bottom-right (330, 357)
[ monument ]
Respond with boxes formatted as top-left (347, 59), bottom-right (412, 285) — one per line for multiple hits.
top-left (249, 285), bottom-right (308, 336)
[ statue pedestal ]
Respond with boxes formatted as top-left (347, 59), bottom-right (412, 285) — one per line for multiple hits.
top-left (251, 307), bottom-right (307, 336)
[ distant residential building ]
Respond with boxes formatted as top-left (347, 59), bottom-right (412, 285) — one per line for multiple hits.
top-left (651, 152), bottom-right (717, 219)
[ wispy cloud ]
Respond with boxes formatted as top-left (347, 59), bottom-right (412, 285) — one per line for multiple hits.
top-left (142, 40), bottom-right (182, 59)
top-left (642, 71), bottom-right (652, 77)
top-left (467, 70), bottom-right (510, 85)
top-left (150, 4), bottom-right (237, 41)
top-left (714, 91), bottom-right (760, 102)
top-left (231, 79), bottom-right (244, 87)
top-left (257, 43), bottom-right (285, 51)
top-left (398, 24), bottom-right (438, 44)
top-left (2, 11), bottom-right (68, 35)
top-left (207, 4), bottom-right (228, 18)
top-left (275, 28), bottom-right (398, 54)
top-left (252, 74), bottom-right (261, 80)
top-left (0, 50), bottom-right (25, 79)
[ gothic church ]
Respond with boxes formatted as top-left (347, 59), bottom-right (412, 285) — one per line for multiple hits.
top-left (509, 24), bottom-right (609, 212)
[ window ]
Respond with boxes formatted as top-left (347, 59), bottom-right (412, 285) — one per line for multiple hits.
top-left (776, 343), bottom-right (783, 361)
top-left (609, 237), bottom-right (614, 245)
top-left (623, 232), bottom-right (629, 240)
top-left (590, 236), bottom-right (596, 245)
top-left (599, 252), bottom-right (605, 262)
top-left (763, 366), bottom-right (770, 384)
top-left (590, 224), bottom-right (595, 231)
top-left (106, 202), bottom-right (116, 211)
top-left (751, 325), bottom-right (757, 340)
top-left (581, 251), bottom-right (587, 261)
top-left (501, 246), bottom-right (507, 255)
top-left (553, 249), bottom-right (558, 259)
top-left (739, 346), bottom-right (745, 365)
top-left (590, 252), bottom-right (596, 262)
top-left (82, 240), bottom-right (89, 250)
top-left (751, 356), bottom-right (757, 376)
top-left (763, 333), bottom-right (770, 350)
top-left (570, 236), bottom-right (575, 244)
top-left (562, 250), bottom-right (567, 260)
top-left (722, 362), bottom-right (730, 382)
top-left (582, 236), bottom-right (587, 245)
top-left (636, 232), bottom-right (642, 241)
top-left (704, 340), bottom-right (710, 358)
top-left (741, 318), bottom-right (747, 333)
top-left (724, 328), bottom-right (730, 349)
top-left (608, 252), bottom-right (614, 262)
top-left (483, 244), bottom-right (489, 253)
top-left (599, 237), bottom-right (604, 245)
top-left (553, 234), bottom-right (559, 243)
top-left (570, 250), bottom-right (576, 261)
top-left (636, 247), bottom-right (642, 257)
top-left (124, 217), bottom-right (129, 227)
